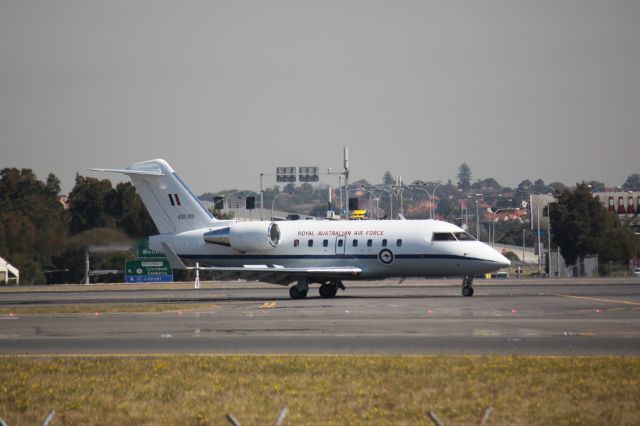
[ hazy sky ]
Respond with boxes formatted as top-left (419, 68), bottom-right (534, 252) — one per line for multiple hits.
top-left (2, 1), bottom-right (639, 195)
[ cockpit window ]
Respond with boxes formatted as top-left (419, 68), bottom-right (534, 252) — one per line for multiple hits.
top-left (432, 232), bottom-right (457, 241)
top-left (454, 232), bottom-right (475, 241)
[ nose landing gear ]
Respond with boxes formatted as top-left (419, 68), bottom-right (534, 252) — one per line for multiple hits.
top-left (461, 275), bottom-right (474, 297)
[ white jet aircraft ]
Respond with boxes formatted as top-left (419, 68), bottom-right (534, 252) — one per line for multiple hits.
top-left (91, 159), bottom-right (510, 299)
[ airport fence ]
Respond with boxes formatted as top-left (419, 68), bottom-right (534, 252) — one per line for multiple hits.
top-left (223, 406), bottom-right (492, 426)
top-left (0, 410), bottom-right (54, 426)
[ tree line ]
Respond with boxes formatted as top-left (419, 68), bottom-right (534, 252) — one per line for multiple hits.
top-left (1, 163), bottom-right (639, 284)
top-left (0, 168), bottom-right (155, 285)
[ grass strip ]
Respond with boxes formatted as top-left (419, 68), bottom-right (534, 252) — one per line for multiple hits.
top-left (0, 355), bottom-right (638, 425)
top-left (0, 303), bottom-right (217, 315)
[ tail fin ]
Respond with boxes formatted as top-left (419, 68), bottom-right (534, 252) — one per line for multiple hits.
top-left (90, 159), bottom-right (216, 234)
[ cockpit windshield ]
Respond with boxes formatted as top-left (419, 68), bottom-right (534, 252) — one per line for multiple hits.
top-left (432, 232), bottom-right (457, 241)
top-left (432, 232), bottom-right (476, 241)
top-left (454, 232), bottom-right (475, 241)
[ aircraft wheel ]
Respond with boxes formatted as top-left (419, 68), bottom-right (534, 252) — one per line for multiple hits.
top-left (462, 286), bottom-right (474, 297)
top-left (289, 286), bottom-right (308, 300)
top-left (319, 283), bottom-right (338, 298)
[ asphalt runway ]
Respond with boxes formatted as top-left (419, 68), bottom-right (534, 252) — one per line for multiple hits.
top-left (1, 279), bottom-right (639, 355)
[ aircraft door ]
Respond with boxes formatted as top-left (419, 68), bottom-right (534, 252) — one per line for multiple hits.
top-left (335, 236), bottom-right (346, 255)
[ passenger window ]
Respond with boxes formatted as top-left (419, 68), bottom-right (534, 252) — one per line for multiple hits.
top-left (338, 240), bottom-right (344, 247)
top-left (396, 239), bottom-right (402, 247)
top-left (367, 239), bottom-right (372, 247)
top-left (308, 239), bottom-right (313, 247)
top-left (382, 239), bottom-right (387, 247)
top-left (323, 239), bottom-right (328, 247)
top-left (353, 240), bottom-right (358, 247)
top-left (294, 239), bottom-right (299, 247)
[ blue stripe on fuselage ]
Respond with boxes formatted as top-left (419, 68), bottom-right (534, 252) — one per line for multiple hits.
top-left (179, 253), bottom-right (494, 262)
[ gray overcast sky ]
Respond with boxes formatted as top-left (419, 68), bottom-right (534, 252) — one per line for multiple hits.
top-left (1, 1), bottom-right (639, 195)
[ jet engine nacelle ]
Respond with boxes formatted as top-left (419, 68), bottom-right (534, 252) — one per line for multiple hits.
top-left (204, 222), bottom-right (281, 252)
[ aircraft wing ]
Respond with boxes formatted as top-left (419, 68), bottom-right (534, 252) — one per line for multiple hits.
top-left (161, 243), bottom-right (362, 286)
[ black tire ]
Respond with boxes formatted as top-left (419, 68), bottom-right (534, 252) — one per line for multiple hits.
top-left (319, 284), bottom-right (338, 298)
top-left (462, 286), bottom-right (474, 297)
top-left (289, 286), bottom-right (308, 300)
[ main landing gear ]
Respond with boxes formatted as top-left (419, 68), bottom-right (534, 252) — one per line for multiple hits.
top-left (289, 278), bottom-right (345, 299)
top-left (289, 278), bottom-right (309, 300)
top-left (461, 275), bottom-right (474, 297)
top-left (319, 279), bottom-right (345, 299)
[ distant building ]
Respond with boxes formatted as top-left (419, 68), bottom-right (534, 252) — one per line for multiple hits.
top-left (594, 191), bottom-right (640, 233)
top-left (58, 194), bottom-right (70, 209)
top-left (487, 208), bottom-right (528, 223)
top-left (594, 191), bottom-right (640, 219)
top-left (524, 193), bottom-right (560, 237)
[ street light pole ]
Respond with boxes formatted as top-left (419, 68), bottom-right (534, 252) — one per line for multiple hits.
top-left (344, 147), bottom-right (349, 221)
top-left (468, 193), bottom-right (483, 240)
top-left (271, 192), bottom-right (293, 220)
top-left (371, 187), bottom-right (395, 220)
top-left (260, 173), bottom-right (264, 221)
top-left (536, 196), bottom-right (541, 272)
top-left (428, 182), bottom-right (441, 219)
top-left (547, 202), bottom-right (552, 276)
top-left (338, 175), bottom-right (343, 215)
top-left (522, 228), bottom-right (526, 275)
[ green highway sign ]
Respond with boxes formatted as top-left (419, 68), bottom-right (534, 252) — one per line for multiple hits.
top-left (137, 239), bottom-right (165, 258)
top-left (125, 259), bottom-right (173, 283)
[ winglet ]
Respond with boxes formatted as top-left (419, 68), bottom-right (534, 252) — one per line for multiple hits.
top-left (161, 242), bottom-right (191, 270)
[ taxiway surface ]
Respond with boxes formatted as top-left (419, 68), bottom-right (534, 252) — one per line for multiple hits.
top-left (1, 280), bottom-right (639, 355)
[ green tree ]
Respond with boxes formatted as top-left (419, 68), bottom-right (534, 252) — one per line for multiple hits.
top-left (517, 179), bottom-right (533, 190)
top-left (46, 173), bottom-right (61, 195)
top-left (622, 173), bottom-right (640, 190)
top-left (108, 183), bottom-right (157, 238)
top-left (550, 183), bottom-right (640, 266)
top-left (0, 168), bottom-right (69, 284)
top-left (470, 178), bottom-right (501, 191)
top-left (456, 163), bottom-right (471, 191)
top-left (548, 182), bottom-right (567, 192)
top-left (67, 175), bottom-right (116, 234)
top-left (382, 171), bottom-right (394, 185)
top-left (436, 196), bottom-right (458, 222)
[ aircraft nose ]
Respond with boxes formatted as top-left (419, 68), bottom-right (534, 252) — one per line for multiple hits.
top-left (494, 251), bottom-right (511, 268)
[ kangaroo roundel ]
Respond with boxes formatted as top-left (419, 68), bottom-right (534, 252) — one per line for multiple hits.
top-left (378, 249), bottom-right (394, 265)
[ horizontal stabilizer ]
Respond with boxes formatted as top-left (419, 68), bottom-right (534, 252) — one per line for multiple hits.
top-left (87, 168), bottom-right (164, 176)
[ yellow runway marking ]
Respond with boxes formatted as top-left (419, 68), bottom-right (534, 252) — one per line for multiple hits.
top-left (556, 294), bottom-right (640, 307)
top-left (260, 302), bottom-right (277, 309)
